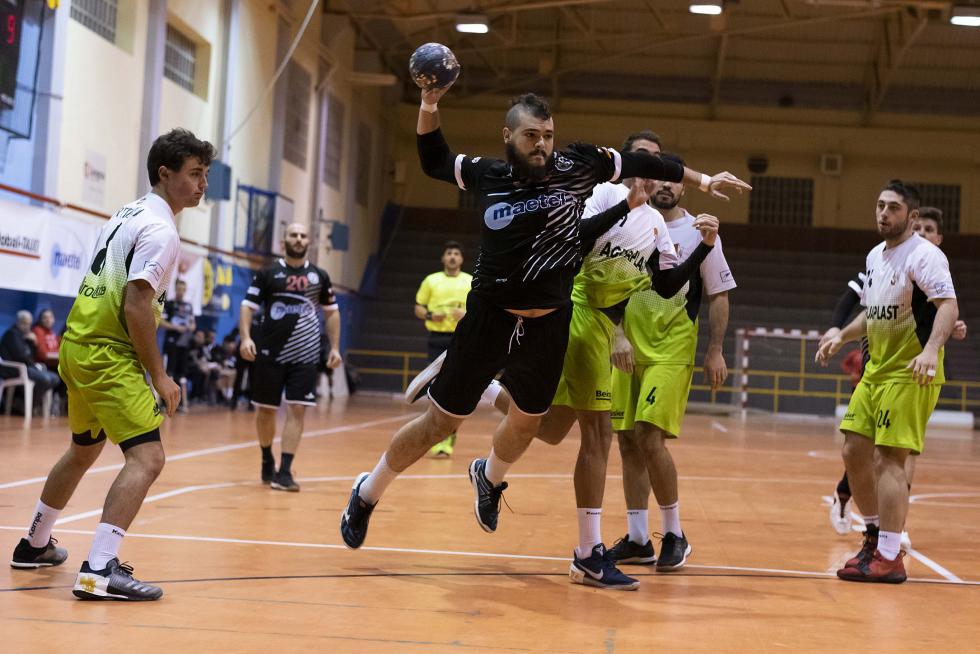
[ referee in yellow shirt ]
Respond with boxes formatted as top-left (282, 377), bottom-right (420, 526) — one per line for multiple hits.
top-left (414, 240), bottom-right (472, 456)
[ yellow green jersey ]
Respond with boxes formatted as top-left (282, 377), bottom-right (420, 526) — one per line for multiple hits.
top-left (416, 270), bottom-right (473, 332)
top-left (63, 193), bottom-right (181, 355)
top-left (860, 233), bottom-right (956, 385)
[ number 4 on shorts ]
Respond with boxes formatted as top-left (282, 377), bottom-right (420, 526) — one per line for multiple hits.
top-left (645, 387), bottom-right (657, 404)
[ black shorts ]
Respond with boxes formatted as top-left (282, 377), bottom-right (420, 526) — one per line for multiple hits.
top-left (250, 360), bottom-right (318, 408)
top-left (428, 292), bottom-right (572, 417)
top-left (426, 331), bottom-right (454, 363)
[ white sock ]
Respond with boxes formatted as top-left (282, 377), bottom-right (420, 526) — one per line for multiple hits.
top-left (481, 379), bottom-right (503, 406)
top-left (87, 522), bottom-right (126, 570)
top-left (660, 502), bottom-right (682, 537)
top-left (864, 515), bottom-right (880, 528)
top-left (26, 500), bottom-right (60, 548)
top-left (358, 453), bottom-right (398, 505)
top-left (576, 508), bottom-right (602, 559)
top-left (484, 448), bottom-right (511, 486)
top-left (626, 509), bottom-right (648, 545)
top-left (878, 530), bottom-right (901, 561)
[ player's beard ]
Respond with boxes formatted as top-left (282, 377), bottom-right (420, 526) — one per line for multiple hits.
top-left (507, 142), bottom-right (549, 183)
top-left (652, 188), bottom-right (681, 211)
top-left (285, 242), bottom-right (308, 259)
top-left (877, 214), bottom-right (910, 240)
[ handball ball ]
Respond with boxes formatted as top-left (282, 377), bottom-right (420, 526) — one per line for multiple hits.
top-left (409, 43), bottom-right (460, 90)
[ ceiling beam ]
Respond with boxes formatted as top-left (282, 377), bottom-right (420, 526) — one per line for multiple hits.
top-left (863, 8), bottom-right (929, 120)
top-left (559, 6), bottom-right (609, 53)
top-left (345, 0), bottom-right (617, 22)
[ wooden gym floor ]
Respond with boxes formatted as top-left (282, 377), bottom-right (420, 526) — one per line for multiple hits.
top-left (1, 394), bottom-right (978, 653)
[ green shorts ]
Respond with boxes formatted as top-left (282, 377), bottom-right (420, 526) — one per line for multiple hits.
top-left (551, 303), bottom-right (616, 412)
top-left (611, 363), bottom-right (693, 437)
top-left (838, 380), bottom-right (940, 454)
top-left (60, 340), bottom-right (163, 445)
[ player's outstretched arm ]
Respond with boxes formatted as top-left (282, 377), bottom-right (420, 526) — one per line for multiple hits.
top-left (417, 83), bottom-right (454, 135)
top-left (125, 279), bottom-right (180, 417)
top-left (579, 179), bottom-right (655, 251)
top-left (907, 298), bottom-right (958, 385)
top-left (618, 151), bottom-right (751, 201)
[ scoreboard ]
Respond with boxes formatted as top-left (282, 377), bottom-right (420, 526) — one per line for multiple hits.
top-left (0, 0), bottom-right (24, 111)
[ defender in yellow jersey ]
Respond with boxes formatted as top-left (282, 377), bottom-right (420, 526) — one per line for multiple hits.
top-left (414, 241), bottom-right (472, 457)
top-left (9, 129), bottom-right (215, 602)
top-left (818, 180), bottom-right (958, 584)
top-left (607, 152), bottom-right (737, 571)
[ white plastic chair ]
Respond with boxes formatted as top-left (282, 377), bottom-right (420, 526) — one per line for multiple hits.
top-left (0, 358), bottom-right (53, 427)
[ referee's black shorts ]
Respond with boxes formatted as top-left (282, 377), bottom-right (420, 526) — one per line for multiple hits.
top-left (428, 292), bottom-right (571, 418)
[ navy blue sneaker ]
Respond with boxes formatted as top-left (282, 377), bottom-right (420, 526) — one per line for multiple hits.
top-left (608, 534), bottom-right (656, 565)
top-left (340, 472), bottom-right (376, 549)
top-left (468, 458), bottom-right (507, 533)
top-left (655, 532), bottom-right (692, 571)
top-left (72, 559), bottom-right (162, 601)
top-left (11, 537), bottom-right (68, 569)
top-left (261, 458), bottom-right (275, 485)
top-left (569, 544), bottom-right (640, 590)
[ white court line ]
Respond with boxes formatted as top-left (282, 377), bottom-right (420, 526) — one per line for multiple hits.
top-left (710, 421), bottom-right (729, 433)
top-left (0, 524), bottom-right (975, 586)
top-left (54, 482), bottom-right (242, 525)
top-left (0, 413), bottom-right (417, 491)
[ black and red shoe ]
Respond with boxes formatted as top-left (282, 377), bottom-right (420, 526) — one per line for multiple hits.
top-left (844, 524), bottom-right (878, 569)
top-left (837, 550), bottom-right (907, 584)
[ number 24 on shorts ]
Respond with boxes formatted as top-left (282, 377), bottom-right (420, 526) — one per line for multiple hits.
top-left (876, 409), bottom-right (892, 429)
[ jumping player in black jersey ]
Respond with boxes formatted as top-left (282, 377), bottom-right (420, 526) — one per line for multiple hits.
top-left (239, 222), bottom-right (342, 492)
top-left (340, 80), bottom-right (749, 556)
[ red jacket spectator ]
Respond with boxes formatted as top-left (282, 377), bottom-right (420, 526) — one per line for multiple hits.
top-left (33, 309), bottom-right (60, 371)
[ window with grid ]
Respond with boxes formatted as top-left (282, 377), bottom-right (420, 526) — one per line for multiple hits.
top-left (354, 122), bottom-right (372, 208)
top-left (909, 182), bottom-right (960, 234)
top-left (283, 62), bottom-right (310, 169)
top-left (163, 25), bottom-right (196, 93)
top-left (323, 94), bottom-right (345, 189)
top-left (748, 176), bottom-right (814, 227)
top-left (71, 0), bottom-right (118, 43)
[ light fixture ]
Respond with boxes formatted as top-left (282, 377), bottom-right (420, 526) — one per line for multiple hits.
top-left (455, 14), bottom-right (489, 34)
top-left (950, 6), bottom-right (980, 27)
top-left (689, 2), bottom-right (723, 15)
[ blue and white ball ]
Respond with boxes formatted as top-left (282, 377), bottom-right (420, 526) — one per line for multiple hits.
top-left (409, 43), bottom-right (460, 90)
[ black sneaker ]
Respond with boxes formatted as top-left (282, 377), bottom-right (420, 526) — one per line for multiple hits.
top-left (608, 535), bottom-right (656, 565)
top-left (261, 459), bottom-right (276, 485)
top-left (11, 537), bottom-right (68, 569)
top-left (340, 472), bottom-right (376, 549)
top-left (569, 543), bottom-right (640, 590)
top-left (655, 532), bottom-right (692, 571)
top-left (404, 351), bottom-right (445, 404)
top-left (468, 458), bottom-right (508, 533)
top-left (72, 559), bottom-right (162, 601)
top-left (270, 469), bottom-right (300, 492)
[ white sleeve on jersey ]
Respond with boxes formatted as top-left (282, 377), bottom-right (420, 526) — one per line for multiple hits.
top-left (860, 249), bottom-right (876, 307)
top-left (913, 245), bottom-right (956, 301)
top-left (128, 220), bottom-right (180, 292)
top-left (701, 236), bottom-right (737, 295)
top-left (650, 207), bottom-right (679, 271)
top-left (583, 182), bottom-right (621, 217)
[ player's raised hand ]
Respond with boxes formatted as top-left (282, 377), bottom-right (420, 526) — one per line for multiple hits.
top-left (626, 178), bottom-right (657, 210)
top-left (708, 172), bottom-right (752, 201)
top-left (693, 214), bottom-right (719, 247)
top-left (421, 82), bottom-right (454, 107)
top-left (815, 334), bottom-right (843, 366)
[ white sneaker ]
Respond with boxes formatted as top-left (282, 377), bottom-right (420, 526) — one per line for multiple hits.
top-left (404, 350), bottom-right (445, 404)
top-left (900, 531), bottom-right (912, 553)
top-left (829, 490), bottom-right (853, 535)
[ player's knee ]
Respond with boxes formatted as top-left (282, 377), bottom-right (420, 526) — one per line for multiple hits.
top-left (424, 407), bottom-right (461, 437)
top-left (535, 428), bottom-right (567, 446)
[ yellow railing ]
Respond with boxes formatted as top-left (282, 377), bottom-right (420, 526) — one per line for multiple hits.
top-left (346, 349), bottom-right (980, 414)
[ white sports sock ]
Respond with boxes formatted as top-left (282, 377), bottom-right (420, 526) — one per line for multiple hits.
top-left (878, 530), bottom-right (901, 561)
top-left (576, 508), bottom-right (602, 559)
top-left (26, 500), bottom-right (60, 548)
top-left (626, 509), bottom-right (648, 545)
top-left (864, 515), bottom-right (880, 528)
top-left (358, 453), bottom-right (398, 505)
top-left (87, 522), bottom-right (126, 570)
top-left (484, 448), bottom-right (511, 486)
top-left (660, 502), bottom-right (682, 537)
top-left (480, 379), bottom-right (502, 406)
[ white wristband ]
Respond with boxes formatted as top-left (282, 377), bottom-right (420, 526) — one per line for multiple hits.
top-left (699, 173), bottom-right (711, 193)
top-left (420, 101), bottom-right (438, 113)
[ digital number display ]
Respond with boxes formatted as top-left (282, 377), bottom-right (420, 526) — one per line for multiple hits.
top-left (0, 1), bottom-right (23, 111)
